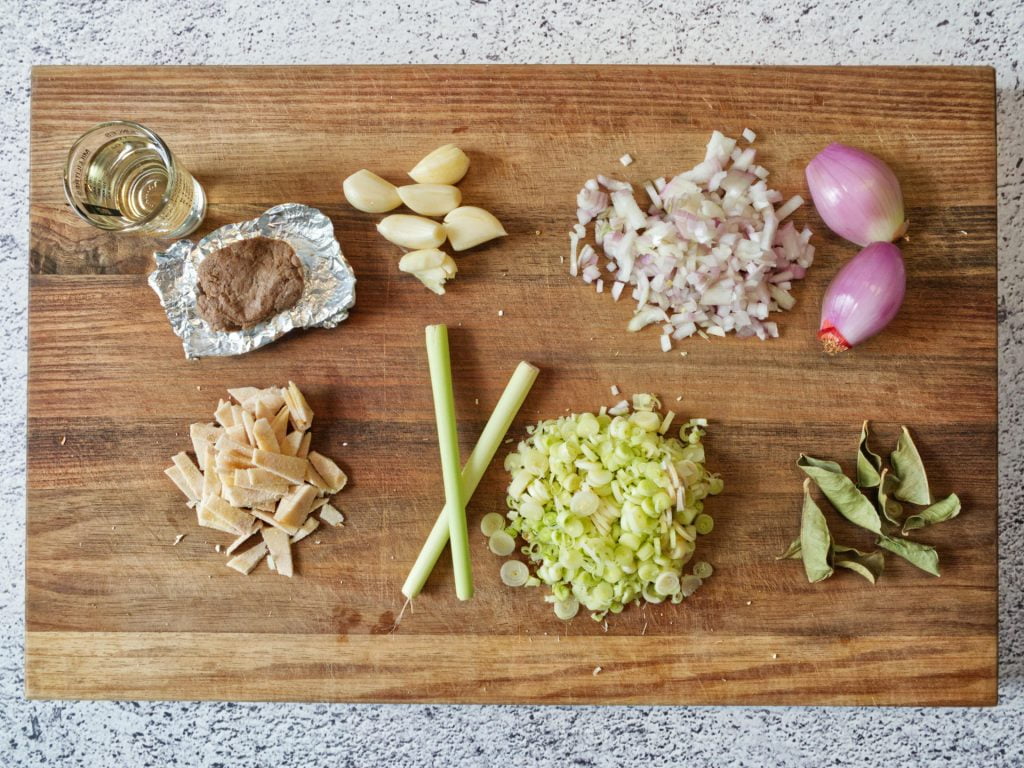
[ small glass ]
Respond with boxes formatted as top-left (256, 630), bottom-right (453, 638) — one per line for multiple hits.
top-left (63, 120), bottom-right (206, 238)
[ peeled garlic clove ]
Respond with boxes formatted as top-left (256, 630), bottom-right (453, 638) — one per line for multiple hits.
top-left (342, 169), bottom-right (401, 213)
top-left (397, 184), bottom-right (462, 217)
top-left (377, 214), bottom-right (446, 250)
top-left (408, 144), bottom-right (470, 185)
top-left (398, 249), bottom-right (457, 295)
top-left (398, 248), bottom-right (446, 273)
top-left (443, 206), bottom-right (507, 251)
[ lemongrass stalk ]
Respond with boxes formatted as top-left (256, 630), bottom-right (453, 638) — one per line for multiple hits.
top-left (424, 325), bottom-right (473, 600)
top-left (402, 360), bottom-right (540, 600)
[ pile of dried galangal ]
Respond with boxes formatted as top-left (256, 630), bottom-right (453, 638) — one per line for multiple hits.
top-left (164, 382), bottom-right (347, 576)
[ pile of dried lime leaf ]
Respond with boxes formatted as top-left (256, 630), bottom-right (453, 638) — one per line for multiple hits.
top-left (778, 421), bottom-right (961, 583)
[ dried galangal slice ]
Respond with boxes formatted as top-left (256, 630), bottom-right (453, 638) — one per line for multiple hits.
top-left (164, 381), bottom-right (348, 577)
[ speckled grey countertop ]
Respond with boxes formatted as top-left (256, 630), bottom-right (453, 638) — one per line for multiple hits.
top-left (3, 1), bottom-right (1022, 765)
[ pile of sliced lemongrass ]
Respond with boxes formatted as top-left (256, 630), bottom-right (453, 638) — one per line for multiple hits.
top-left (493, 394), bottom-right (722, 621)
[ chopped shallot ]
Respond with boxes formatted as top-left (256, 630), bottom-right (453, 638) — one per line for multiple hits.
top-left (569, 131), bottom-right (814, 350)
top-left (775, 195), bottom-right (805, 222)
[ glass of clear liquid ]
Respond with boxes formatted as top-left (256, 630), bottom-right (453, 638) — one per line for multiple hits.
top-left (63, 120), bottom-right (206, 238)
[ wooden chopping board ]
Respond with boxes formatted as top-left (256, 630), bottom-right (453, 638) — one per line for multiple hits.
top-left (26, 65), bottom-right (997, 706)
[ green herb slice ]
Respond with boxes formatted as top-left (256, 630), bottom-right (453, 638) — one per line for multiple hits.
top-left (877, 467), bottom-right (904, 526)
top-left (799, 479), bottom-right (833, 583)
top-left (776, 538), bottom-right (802, 560)
top-left (891, 426), bottom-right (931, 505)
top-left (798, 455), bottom-right (882, 534)
top-left (856, 420), bottom-right (883, 488)
top-left (878, 534), bottom-right (940, 577)
top-left (832, 545), bottom-right (885, 584)
top-left (902, 493), bottom-right (961, 534)
top-left (798, 454), bottom-right (844, 474)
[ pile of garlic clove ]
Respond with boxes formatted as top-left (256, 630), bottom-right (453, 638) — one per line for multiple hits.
top-left (343, 145), bottom-right (507, 295)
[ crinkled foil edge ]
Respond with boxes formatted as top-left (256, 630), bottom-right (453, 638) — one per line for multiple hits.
top-left (148, 203), bottom-right (356, 358)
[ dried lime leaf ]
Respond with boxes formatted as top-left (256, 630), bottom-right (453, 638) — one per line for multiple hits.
top-left (878, 534), bottom-right (940, 577)
top-left (891, 426), bottom-right (931, 505)
top-left (833, 544), bottom-right (885, 584)
top-left (856, 420), bottom-right (882, 488)
top-left (776, 538), bottom-right (802, 560)
top-left (902, 493), bottom-right (961, 534)
top-left (877, 467), bottom-right (904, 526)
top-left (799, 479), bottom-right (833, 583)
top-left (798, 455), bottom-right (882, 535)
top-left (798, 454), bottom-right (843, 475)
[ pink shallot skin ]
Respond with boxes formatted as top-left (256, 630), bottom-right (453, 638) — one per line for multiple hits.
top-left (806, 143), bottom-right (907, 248)
top-left (818, 241), bottom-right (906, 354)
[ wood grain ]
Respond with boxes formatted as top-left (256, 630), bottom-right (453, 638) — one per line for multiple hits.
top-left (25, 632), bottom-right (994, 706)
top-left (26, 65), bottom-right (997, 705)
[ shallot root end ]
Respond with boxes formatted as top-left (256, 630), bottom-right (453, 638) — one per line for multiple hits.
top-left (818, 327), bottom-right (851, 355)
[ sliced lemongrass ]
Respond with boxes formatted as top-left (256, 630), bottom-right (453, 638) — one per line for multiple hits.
top-left (563, 518), bottom-right (584, 538)
top-left (480, 512), bottom-right (506, 537)
top-left (402, 361), bottom-right (539, 600)
top-left (553, 596), bottom-right (580, 620)
top-left (692, 560), bottom-right (714, 579)
top-left (641, 583), bottom-right (664, 604)
top-left (679, 574), bottom-right (703, 597)
top-left (570, 489), bottom-right (599, 517)
top-left (425, 324), bottom-right (472, 601)
top-left (500, 560), bottom-right (530, 587)
top-left (654, 571), bottom-right (680, 596)
top-left (488, 530), bottom-right (516, 556)
top-left (501, 398), bottom-right (722, 619)
top-left (695, 513), bottom-right (714, 535)
top-left (658, 411), bottom-right (675, 435)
